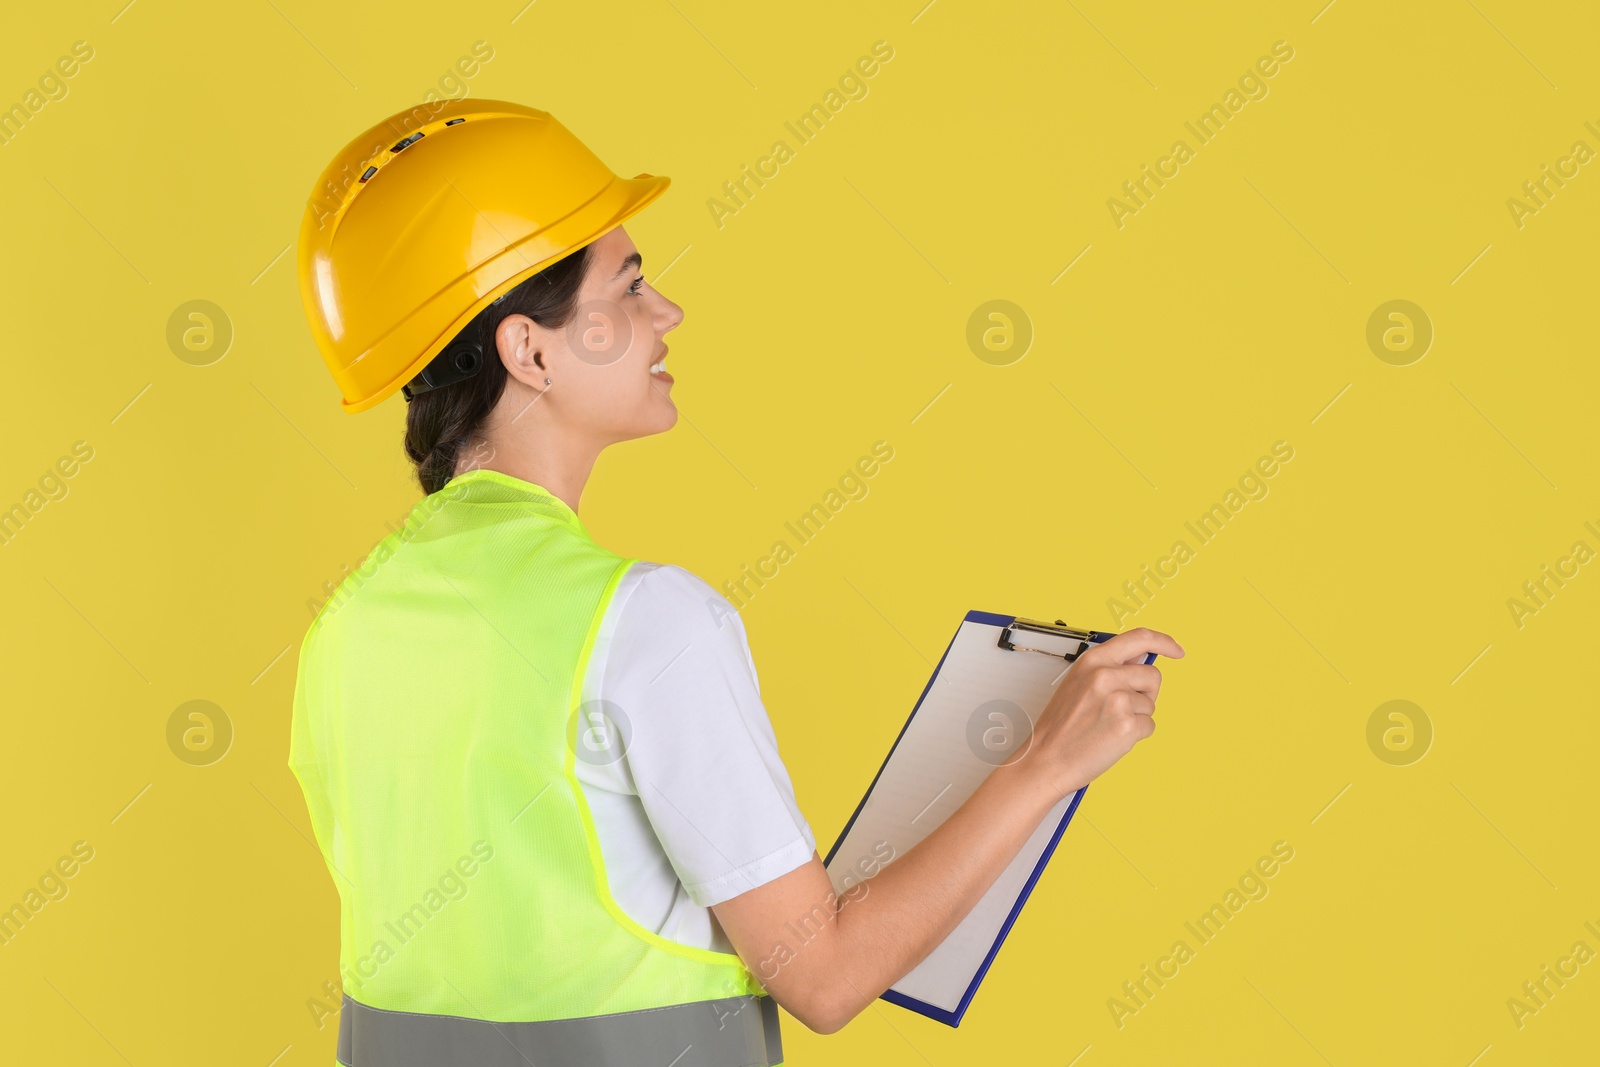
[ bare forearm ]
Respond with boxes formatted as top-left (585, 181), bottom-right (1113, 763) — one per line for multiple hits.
top-left (825, 763), bottom-right (1065, 1021)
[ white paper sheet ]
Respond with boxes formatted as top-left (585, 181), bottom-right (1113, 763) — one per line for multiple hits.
top-left (824, 617), bottom-right (1089, 1014)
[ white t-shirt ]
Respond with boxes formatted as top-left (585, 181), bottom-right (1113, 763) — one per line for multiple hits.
top-left (574, 561), bottom-right (818, 954)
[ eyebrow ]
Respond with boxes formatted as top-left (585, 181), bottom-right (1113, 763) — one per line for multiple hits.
top-left (611, 251), bottom-right (643, 281)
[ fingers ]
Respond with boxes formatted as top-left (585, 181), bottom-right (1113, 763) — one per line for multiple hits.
top-left (1125, 706), bottom-right (1156, 739)
top-left (1088, 626), bottom-right (1185, 665)
top-left (1109, 663), bottom-right (1163, 700)
top-left (1108, 688), bottom-right (1157, 718)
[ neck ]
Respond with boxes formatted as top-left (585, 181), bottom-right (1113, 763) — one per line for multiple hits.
top-left (461, 422), bottom-right (601, 516)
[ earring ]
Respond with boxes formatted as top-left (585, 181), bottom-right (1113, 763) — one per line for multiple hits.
top-left (544, 377), bottom-right (552, 385)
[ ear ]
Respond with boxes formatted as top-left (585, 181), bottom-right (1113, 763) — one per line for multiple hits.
top-left (494, 314), bottom-right (551, 388)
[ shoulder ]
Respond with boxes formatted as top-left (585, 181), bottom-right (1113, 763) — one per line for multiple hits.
top-left (596, 561), bottom-right (762, 705)
top-left (612, 561), bottom-right (745, 639)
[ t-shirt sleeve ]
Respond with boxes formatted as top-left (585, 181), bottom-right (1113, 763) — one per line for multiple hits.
top-left (600, 563), bottom-right (816, 907)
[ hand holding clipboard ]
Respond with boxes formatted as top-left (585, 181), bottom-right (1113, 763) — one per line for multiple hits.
top-left (1008, 620), bottom-right (1186, 803)
top-left (822, 614), bottom-right (1185, 1026)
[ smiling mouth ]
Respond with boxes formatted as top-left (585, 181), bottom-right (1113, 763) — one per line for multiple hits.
top-left (649, 347), bottom-right (672, 380)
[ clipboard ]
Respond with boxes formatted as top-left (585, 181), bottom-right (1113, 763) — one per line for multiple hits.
top-left (821, 611), bottom-right (1158, 1027)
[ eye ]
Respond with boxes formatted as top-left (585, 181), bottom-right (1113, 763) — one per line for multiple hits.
top-left (627, 275), bottom-right (646, 296)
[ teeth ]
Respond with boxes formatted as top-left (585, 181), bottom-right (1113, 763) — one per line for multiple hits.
top-left (649, 359), bottom-right (667, 374)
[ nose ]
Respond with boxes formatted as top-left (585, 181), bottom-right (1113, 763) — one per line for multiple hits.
top-left (655, 290), bottom-right (684, 335)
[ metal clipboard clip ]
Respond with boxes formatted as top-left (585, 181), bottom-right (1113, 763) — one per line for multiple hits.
top-left (996, 616), bottom-right (1101, 662)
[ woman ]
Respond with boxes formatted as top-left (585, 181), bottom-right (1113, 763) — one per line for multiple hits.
top-left (292, 100), bottom-right (1182, 1066)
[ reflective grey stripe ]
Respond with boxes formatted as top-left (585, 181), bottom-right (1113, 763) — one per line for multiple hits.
top-left (337, 992), bottom-right (783, 1067)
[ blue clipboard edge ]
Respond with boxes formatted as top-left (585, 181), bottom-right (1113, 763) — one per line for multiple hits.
top-left (822, 609), bottom-right (1156, 1028)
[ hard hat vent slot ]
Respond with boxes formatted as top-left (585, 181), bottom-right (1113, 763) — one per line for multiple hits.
top-left (391, 132), bottom-right (425, 153)
top-left (446, 118), bottom-right (465, 126)
top-left (359, 165), bottom-right (378, 182)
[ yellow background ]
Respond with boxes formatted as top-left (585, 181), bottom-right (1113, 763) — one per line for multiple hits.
top-left (2, 0), bottom-right (1596, 1062)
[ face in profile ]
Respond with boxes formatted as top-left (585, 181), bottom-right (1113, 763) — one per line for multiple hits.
top-left (499, 225), bottom-right (683, 447)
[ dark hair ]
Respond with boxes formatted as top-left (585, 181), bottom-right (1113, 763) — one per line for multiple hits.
top-left (403, 244), bottom-right (593, 495)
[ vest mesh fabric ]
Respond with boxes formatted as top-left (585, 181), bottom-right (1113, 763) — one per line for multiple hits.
top-left (289, 468), bottom-right (769, 1032)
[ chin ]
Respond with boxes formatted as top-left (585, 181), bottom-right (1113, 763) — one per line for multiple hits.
top-left (637, 405), bottom-right (677, 438)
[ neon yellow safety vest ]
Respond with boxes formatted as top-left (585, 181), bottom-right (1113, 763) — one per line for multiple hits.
top-left (289, 467), bottom-right (784, 1066)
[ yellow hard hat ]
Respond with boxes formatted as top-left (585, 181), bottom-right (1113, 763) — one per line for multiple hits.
top-left (297, 99), bottom-right (670, 413)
